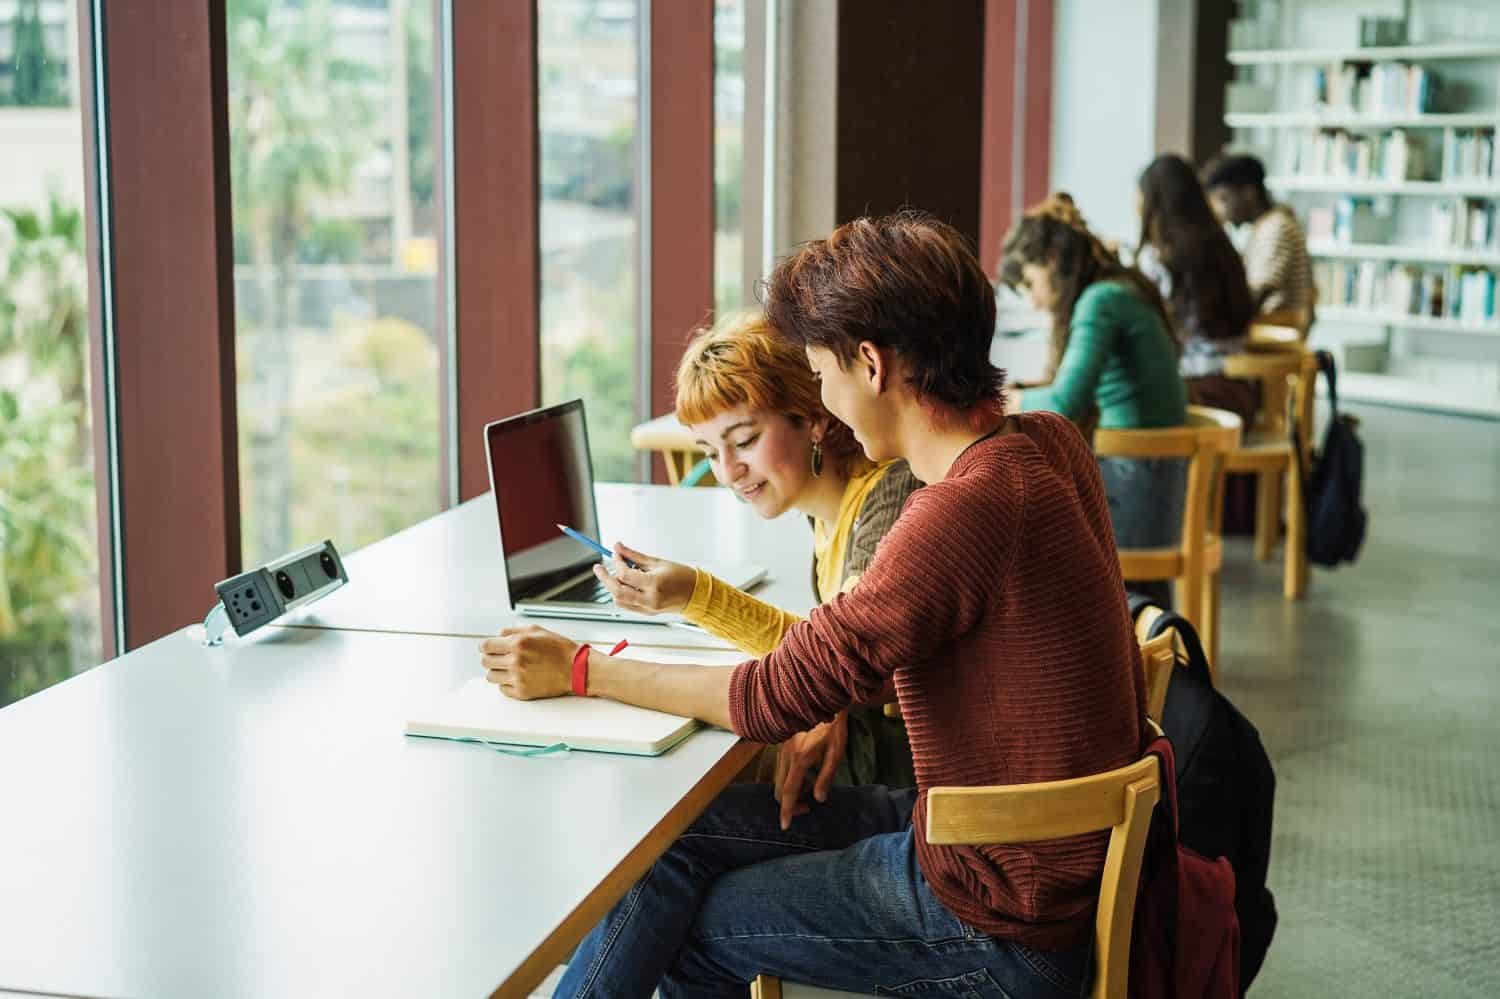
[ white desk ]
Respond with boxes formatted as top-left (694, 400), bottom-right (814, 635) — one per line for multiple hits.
top-left (282, 483), bottom-right (819, 647)
top-left (0, 625), bottom-right (757, 998)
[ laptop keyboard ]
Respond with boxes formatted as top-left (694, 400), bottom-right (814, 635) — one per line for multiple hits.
top-left (552, 574), bottom-right (613, 604)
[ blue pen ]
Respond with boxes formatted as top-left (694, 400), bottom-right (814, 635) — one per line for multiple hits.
top-left (556, 524), bottom-right (641, 570)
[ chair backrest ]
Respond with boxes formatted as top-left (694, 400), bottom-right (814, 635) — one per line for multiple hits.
top-left (1222, 348), bottom-right (1308, 437)
top-left (926, 754), bottom-right (1163, 999)
top-left (1248, 319), bottom-right (1306, 350)
top-left (1138, 631), bottom-right (1175, 720)
top-left (1093, 405), bottom-right (1241, 561)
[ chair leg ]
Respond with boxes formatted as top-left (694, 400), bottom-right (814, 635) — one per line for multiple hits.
top-left (1202, 570), bottom-right (1221, 681)
top-left (1176, 571), bottom-right (1202, 640)
top-left (661, 451), bottom-right (683, 486)
top-left (1284, 463), bottom-right (1308, 600)
top-left (1254, 470), bottom-right (1280, 561)
top-left (750, 975), bottom-right (783, 999)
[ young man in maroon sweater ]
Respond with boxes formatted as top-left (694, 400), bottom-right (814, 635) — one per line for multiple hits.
top-left (483, 212), bottom-right (1146, 998)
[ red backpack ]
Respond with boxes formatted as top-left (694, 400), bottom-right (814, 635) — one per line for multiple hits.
top-left (1130, 736), bottom-right (1240, 998)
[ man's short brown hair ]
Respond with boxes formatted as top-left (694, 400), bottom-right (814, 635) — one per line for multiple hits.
top-left (763, 211), bottom-right (1005, 413)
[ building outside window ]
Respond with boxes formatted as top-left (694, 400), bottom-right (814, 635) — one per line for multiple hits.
top-left (538, 0), bottom-right (642, 482)
top-left (0, 0), bottom-right (104, 707)
top-left (226, 0), bottom-right (444, 568)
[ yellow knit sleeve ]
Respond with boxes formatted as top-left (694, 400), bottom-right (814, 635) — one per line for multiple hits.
top-left (681, 567), bottom-right (804, 658)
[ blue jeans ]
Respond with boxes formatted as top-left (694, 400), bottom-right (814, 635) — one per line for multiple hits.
top-left (1098, 455), bottom-right (1188, 609)
top-left (556, 784), bottom-right (1092, 999)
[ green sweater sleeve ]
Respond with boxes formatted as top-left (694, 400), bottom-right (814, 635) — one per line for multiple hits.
top-left (1023, 291), bottom-right (1117, 421)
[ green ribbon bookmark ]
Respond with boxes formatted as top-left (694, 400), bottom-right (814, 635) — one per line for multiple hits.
top-left (448, 736), bottom-right (571, 758)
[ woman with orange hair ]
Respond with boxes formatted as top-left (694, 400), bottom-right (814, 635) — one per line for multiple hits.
top-left (596, 310), bottom-right (919, 798)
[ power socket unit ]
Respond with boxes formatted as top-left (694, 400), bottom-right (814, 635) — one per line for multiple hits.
top-left (212, 540), bottom-right (348, 638)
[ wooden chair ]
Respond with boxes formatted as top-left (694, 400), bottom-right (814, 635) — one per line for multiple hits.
top-left (1138, 631), bottom-right (1176, 720)
top-left (1221, 346), bottom-right (1318, 600)
top-left (1252, 307), bottom-right (1312, 342)
top-left (750, 751), bottom-right (1163, 999)
top-left (1247, 320), bottom-right (1304, 354)
top-left (1092, 405), bottom-right (1241, 667)
top-left (629, 412), bottom-right (716, 486)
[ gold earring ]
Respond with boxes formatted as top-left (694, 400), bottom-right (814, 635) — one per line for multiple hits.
top-left (811, 441), bottom-right (824, 477)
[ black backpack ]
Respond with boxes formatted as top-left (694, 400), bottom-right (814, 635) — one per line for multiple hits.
top-left (1129, 594), bottom-right (1278, 994)
top-left (1298, 351), bottom-right (1367, 567)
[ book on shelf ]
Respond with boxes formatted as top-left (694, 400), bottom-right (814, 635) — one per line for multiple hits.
top-left (1332, 196), bottom-right (1393, 242)
top-left (1440, 127), bottom-right (1498, 182)
top-left (1314, 258), bottom-right (1498, 323)
top-left (1304, 61), bottom-right (1438, 115)
top-left (1286, 128), bottom-right (1426, 181)
top-left (1428, 199), bottom-right (1497, 251)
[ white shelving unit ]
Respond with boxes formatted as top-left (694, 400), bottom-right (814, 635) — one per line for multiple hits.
top-left (1317, 305), bottom-right (1500, 334)
top-left (1228, 111), bottom-right (1500, 128)
top-left (1269, 176), bottom-right (1500, 195)
top-left (1226, 3), bottom-right (1500, 417)
top-left (1229, 42), bottom-right (1500, 65)
top-left (1307, 241), bottom-right (1500, 266)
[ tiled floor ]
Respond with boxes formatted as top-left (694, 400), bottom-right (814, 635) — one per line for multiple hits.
top-left (1215, 403), bottom-right (1500, 997)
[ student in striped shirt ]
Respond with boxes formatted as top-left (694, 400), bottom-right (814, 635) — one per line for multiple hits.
top-left (1203, 153), bottom-right (1316, 330)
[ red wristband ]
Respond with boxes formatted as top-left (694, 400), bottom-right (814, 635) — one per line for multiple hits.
top-left (572, 639), bottom-right (630, 697)
top-left (571, 643), bottom-right (593, 697)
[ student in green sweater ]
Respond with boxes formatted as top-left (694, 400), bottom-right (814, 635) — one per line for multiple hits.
top-left (1000, 202), bottom-right (1188, 603)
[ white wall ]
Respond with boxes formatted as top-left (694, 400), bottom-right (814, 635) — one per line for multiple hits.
top-left (1048, 0), bottom-right (1159, 247)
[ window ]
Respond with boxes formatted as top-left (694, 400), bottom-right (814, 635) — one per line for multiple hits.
top-left (0, 0), bottom-right (104, 705)
top-left (227, 0), bottom-right (444, 567)
top-left (714, 0), bottom-right (746, 314)
top-left (538, 0), bottom-right (642, 482)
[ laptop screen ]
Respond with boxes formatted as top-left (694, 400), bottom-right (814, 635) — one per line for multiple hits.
top-left (485, 400), bottom-right (602, 603)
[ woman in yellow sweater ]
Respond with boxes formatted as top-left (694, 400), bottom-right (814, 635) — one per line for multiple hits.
top-left (599, 311), bottom-right (919, 804)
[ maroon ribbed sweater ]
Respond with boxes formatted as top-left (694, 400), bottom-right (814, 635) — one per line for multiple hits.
top-left (728, 411), bottom-right (1145, 950)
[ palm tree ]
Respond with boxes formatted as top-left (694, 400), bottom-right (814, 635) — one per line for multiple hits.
top-left (227, 0), bottom-right (377, 561)
top-left (0, 194), bottom-right (89, 446)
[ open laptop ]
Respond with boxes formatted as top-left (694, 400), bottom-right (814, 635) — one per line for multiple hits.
top-left (483, 399), bottom-right (767, 624)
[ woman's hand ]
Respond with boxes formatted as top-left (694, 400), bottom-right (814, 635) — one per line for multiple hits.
top-left (480, 624), bottom-right (578, 699)
top-left (592, 543), bottom-right (697, 616)
top-left (773, 711), bottom-right (850, 830)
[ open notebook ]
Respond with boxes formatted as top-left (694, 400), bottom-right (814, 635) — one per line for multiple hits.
top-left (406, 647), bottom-right (748, 757)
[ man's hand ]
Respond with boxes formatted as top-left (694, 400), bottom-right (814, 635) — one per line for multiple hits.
top-left (773, 711), bottom-right (849, 830)
top-left (479, 625), bottom-right (578, 700)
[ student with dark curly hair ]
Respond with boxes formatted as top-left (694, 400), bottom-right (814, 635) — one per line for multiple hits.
top-left (1000, 199), bottom-right (1187, 604)
top-left (484, 211), bottom-right (1145, 998)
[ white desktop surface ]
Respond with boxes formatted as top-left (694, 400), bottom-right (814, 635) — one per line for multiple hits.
top-left (283, 483), bottom-right (819, 647)
top-left (0, 625), bottom-right (756, 998)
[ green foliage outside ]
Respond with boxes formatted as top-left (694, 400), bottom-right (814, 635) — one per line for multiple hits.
top-left (4, 0), bottom-right (68, 107)
top-left (543, 266), bottom-right (639, 482)
top-left (0, 196), bottom-right (99, 706)
top-left (3, 0), bottom-right (656, 708)
top-left (404, 0), bottom-right (435, 223)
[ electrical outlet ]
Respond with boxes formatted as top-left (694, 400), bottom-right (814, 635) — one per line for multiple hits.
top-left (210, 540), bottom-right (348, 638)
top-left (213, 569), bottom-right (282, 637)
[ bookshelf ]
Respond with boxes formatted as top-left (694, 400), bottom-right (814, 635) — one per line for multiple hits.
top-left (1225, 1), bottom-right (1500, 417)
top-left (1227, 111), bottom-right (1500, 128)
top-left (1229, 42), bottom-right (1500, 65)
top-left (1317, 305), bottom-right (1500, 334)
top-left (1269, 176), bottom-right (1500, 195)
top-left (1307, 241), bottom-right (1500, 266)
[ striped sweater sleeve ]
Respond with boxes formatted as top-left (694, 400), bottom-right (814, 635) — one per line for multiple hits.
top-left (728, 465), bottom-right (1023, 744)
top-left (842, 462), bottom-right (919, 581)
